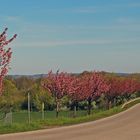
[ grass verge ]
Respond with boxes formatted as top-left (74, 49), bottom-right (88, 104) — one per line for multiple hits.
top-left (122, 98), bottom-right (140, 110)
top-left (0, 99), bottom-right (140, 134)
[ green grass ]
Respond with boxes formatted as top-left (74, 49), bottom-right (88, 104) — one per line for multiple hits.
top-left (0, 123), bottom-right (41, 134)
top-left (39, 107), bottom-right (122, 126)
top-left (0, 108), bottom-right (122, 134)
top-left (11, 110), bottom-right (87, 123)
top-left (0, 99), bottom-right (140, 134)
top-left (122, 99), bottom-right (140, 110)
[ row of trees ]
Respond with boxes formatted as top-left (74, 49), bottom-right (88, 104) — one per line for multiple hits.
top-left (0, 71), bottom-right (140, 117)
top-left (42, 71), bottom-right (140, 117)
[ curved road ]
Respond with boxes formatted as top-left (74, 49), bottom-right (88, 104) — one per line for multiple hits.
top-left (0, 104), bottom-right (140, 140)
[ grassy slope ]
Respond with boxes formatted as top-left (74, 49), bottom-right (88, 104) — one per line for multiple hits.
top-left (0, 99), bottom-right (140, 134)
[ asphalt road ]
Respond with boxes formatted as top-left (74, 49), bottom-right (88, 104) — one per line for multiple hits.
top-left (0, 104), bottom-right (140, 140)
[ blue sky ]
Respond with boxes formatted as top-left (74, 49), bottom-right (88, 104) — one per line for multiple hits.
top-left (0, 0), bottom-right (140, 74)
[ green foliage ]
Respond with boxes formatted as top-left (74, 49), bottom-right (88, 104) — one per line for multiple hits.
top-left (15, 76), bottom-right (35, 91)
top-left (0, 77), bottom-right (52, 112)
top-left (0, 79), bottom-right (23, 111)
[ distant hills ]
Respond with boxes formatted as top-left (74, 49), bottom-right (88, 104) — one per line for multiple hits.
top-left (8, 72), bottom-right (137, 79)
top-left (8, 74), bottom-right (48, 79)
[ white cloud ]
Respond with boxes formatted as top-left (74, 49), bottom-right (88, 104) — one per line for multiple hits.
top-left (15, 38), bottom-right (140, 48)
top-left (0, 15), bottom-right (22, 23)
top-left (6, 16), bottom-right (20, 22)
top-left (116, 17), bottom-right (135, 24)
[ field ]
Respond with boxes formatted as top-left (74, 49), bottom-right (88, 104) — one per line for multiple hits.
top-left (0, 107), bottom-right (121, 134)
top-left (12, 110), bottom-right (87, 123)
top-left (0, 109), bottom-right (105, 124)
top-left (0, 110), bottom-right (92, 124)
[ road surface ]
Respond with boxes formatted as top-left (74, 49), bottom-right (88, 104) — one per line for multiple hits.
top-left (0, 104), bottom-right (140, 140)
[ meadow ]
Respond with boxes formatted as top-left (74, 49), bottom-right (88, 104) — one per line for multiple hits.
top-left (0, 98), bottom-right (140, 134)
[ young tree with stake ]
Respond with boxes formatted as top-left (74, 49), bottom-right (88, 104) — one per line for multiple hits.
top-left (42, 71), bottom-right (73, 118)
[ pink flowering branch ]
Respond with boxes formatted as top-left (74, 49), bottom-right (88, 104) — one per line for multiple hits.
top-left (0, 28), bottom-right (17, 94)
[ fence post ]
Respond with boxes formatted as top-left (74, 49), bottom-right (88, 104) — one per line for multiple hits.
top-left (42, 102), bottom-right (45, 120)
top-left (28, 92), bottom-right (31, 124)
top-left (10, 107), bottom-right (12, 125)
top-left (4, 108), bottom-right (12, 125)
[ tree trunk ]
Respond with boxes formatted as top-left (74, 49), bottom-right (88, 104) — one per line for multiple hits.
top-left (106, 97), bottom-right (112, 110)
top-left (108, 100), bottom-right (112, 110)
top-left (88, 99), bottom-right (92, 115)
top-left (113, 98), bottom-right (116, 106)
top-left (56, 101), bottom-right (59, 118)
top-left (73, 101), bottom-right (77, 117)
top-left (107, 98), bottom-right (112, 110)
